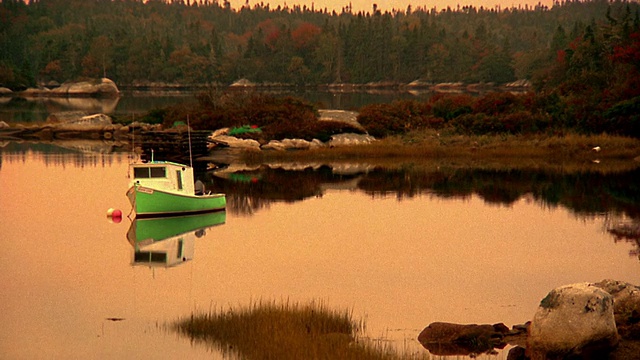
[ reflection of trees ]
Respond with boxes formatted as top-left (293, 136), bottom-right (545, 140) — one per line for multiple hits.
top-left (0, 97), bottom-right (120, 124)
top-left (359, 167), bottom-right (640, 217)
top-left (202, 165), bottom-right (360, 215)
top-left (0, 143), bottom-right (130, 167)
top-left (206, 165), bottom-right (640, 221)
top-left (606, 216), bottom-right (640, 260)
top-left (206, 164), bottom-right (640, 260)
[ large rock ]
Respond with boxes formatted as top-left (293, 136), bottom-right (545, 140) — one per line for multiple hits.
top-left (262, 138), bottom-right (324, 151)
top-left (318, 109), bottom-right (365, 131)
top-left (327, 133), bottom-right (376, 147)
top-left (51, 78), bottom-right (119, 97)
top-left (594, 279), bottom-right (640, 339)
top-left (48, 113), bottom-right (113, 130)
top-left (209, 135), bottom-right (261, 149)
top-left (527, 282), bottom-right (619, 359)
top-left (418, 322), bottom-right (517, 356)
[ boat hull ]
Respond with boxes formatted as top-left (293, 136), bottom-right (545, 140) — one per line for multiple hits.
top-left (127, 211), bottom-right (226, 244)
top-left (127, 184), bottom-right (226, 218)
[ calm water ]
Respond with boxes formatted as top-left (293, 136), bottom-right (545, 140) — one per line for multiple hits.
top-left (0, 89), bottom-right (435, 124)
top-left (1, 144), bottom-right (639, 359)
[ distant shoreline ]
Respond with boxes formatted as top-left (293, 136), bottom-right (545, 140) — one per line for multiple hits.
top-left (1, 80), bottom-right (531, 98)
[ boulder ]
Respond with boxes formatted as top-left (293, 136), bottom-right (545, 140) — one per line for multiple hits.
top-left (229, 78), bottom-right (255, 87)
top-left (594, 279), bottom-right (640, 339)
top-left (327, 133), bottom-right (376, 147)
top-left (318, 109), bottom-right (365, 131)
top-left (262, 138), bottom-right (324, 151)
top-left (50, 113), bottom-right (113, 130)
top-left (527, 282), bottom-right (619, 359)
top-left (263, 138), bottom-right (308, 151)
top-left (418, 322), bottom-right (514, 356)
top-left (50, 78), bottom-right (119, 97)
top-left (210, 127), bottom-right (230, 138)
top-left (209, 135), bottom-right (260, 149)
top-left (0, 87), bottom-right (12, 95)
top-left (46, 111), bottom-right (90, 123)
top-left (21, 87), bottom-right (50, 96)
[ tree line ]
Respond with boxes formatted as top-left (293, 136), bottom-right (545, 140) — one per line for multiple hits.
top-left (0, 0), bottom-right (638, 90)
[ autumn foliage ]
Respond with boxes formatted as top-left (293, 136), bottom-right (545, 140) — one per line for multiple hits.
top-left (161, 91), bottom-right (364, 142)
top-left (357, 13), bottom-right (640, 139)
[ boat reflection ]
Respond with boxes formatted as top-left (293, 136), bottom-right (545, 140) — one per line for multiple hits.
top-left (126, 212), bottom-right (226, 267)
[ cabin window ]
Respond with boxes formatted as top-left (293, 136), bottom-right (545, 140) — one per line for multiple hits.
top-left (133, 167), bottom-right (166, 179)
top-left (133, 167), bottom-right (150, 178)
top-left (134, 252), bottom-right (147, 262)
top-left (150, 167), bottom-right (166, 178)
top-left (176, 170), bottom-right (183, 190)
top-left (134, 251), bottom-right (167, 263)
top-left (150, 252), bottom-right (167, 263)
top-left (177, 239), bottom-right (183, 259)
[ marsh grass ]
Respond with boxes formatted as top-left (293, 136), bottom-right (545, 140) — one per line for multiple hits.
top-left (241, 131), bottom-right (640, 173)
top-left (172, 300), bottom-right (428, 360)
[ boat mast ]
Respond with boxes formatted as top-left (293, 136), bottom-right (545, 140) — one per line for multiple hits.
top-left (187, 115), bottom-right (193, 168)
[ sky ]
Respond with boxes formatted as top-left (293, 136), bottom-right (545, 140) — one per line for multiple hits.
top-left (225, 0), bottom-right (556, 13)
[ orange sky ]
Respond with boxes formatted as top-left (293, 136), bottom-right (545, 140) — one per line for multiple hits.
top-left (226, 0), bottom-right (556, 12)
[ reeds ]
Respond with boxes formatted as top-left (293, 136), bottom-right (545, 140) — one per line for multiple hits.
top-left (172, 299), bottom-right (428, 360)
top-left (241, 131), bottom-right (640, 174)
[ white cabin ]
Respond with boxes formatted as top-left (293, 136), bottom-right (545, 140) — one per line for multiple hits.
top-left (130, 161), bottom-right (196, 195)
top-left (133, 234), bottom-right (196, 267)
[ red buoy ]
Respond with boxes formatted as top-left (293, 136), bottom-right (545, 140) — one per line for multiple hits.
top-left (107, 208), bottom-right (123, 223)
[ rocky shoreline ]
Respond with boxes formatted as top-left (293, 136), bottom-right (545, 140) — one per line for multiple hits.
top-left (0, 78), bottom-right (120, 98)
top-left (418, 280), bottom-right (640, 359)
top-left (0, 110), bottom-right (377, 154)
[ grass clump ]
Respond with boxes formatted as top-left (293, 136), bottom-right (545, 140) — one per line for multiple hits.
top-left (172, 300), bottom-right (426, 360)
top-left (246, 129), bottom-right (640, 162)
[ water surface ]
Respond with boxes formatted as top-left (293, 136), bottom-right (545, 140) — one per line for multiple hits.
top-left (1, 148), bottom-right (639, 359)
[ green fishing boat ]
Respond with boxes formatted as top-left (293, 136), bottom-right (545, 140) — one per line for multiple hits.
top-left (127, 160), bottom-right (225, 218)
top-left (127, 211), bottom-right (226, 267)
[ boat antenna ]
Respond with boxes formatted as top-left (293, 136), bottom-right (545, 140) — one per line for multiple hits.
top-left (128, 113), bottom-right (135, 178)
top-left (187, 115), bottom-right (193, 168)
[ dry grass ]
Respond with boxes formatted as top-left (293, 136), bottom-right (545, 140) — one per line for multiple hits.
top-left (240, 131), bottom-right (640, 174)
top-left (172, 300), bottom-right (429, 360)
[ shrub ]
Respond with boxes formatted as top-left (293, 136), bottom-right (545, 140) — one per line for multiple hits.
top-left (452, 111), bottom-right (552, 135)
top-left (430, 93), bottom-right (475, 121)
top-left (357, 100), bottom-right (433, 138)
top-left (158, 92), bottom-right (319, 140)
top-left (451, 113), bottom-right (502, 134)
top-left (473, 91), bottom-right (524, 115)
top-left (499, 110), bottom-right (552, 134)
top-left (140, 107), bottom-right (168, 125)
top-left (261, 120), bottom-right (364, 142)
top-left (602, 96), bottom-right (640, 138)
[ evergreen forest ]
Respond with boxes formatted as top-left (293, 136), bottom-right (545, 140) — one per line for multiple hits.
top-left (1, 0), bottom-right (639, 90)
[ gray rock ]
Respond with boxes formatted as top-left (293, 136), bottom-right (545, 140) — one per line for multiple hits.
top-left (418, 322), bottom-right (512, 356)
top-left (47, 111), bottom-right (90, 123)
top-left (327, 133), bottom-right (376, 147)
top-left (210, 135), bottom-right (260, 149)
top-left (50, 113), bottom-right (113, 130)
top-left (262, 138), bottom-right (319, 151)
top-left (318, 109), bottom-right (365, 131)
top-left (52, 78), bottom-right (119, 97)
top-left (594, 279), bottom-right (640, 339)
top-left (229, 78), bottom-right (255, 87)
top-left (528, 282), bottom-right (619, 359)
top-left (261, 139), bottom-right (286, 151)
top-left (210, 128), bottom-right (230, 138)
